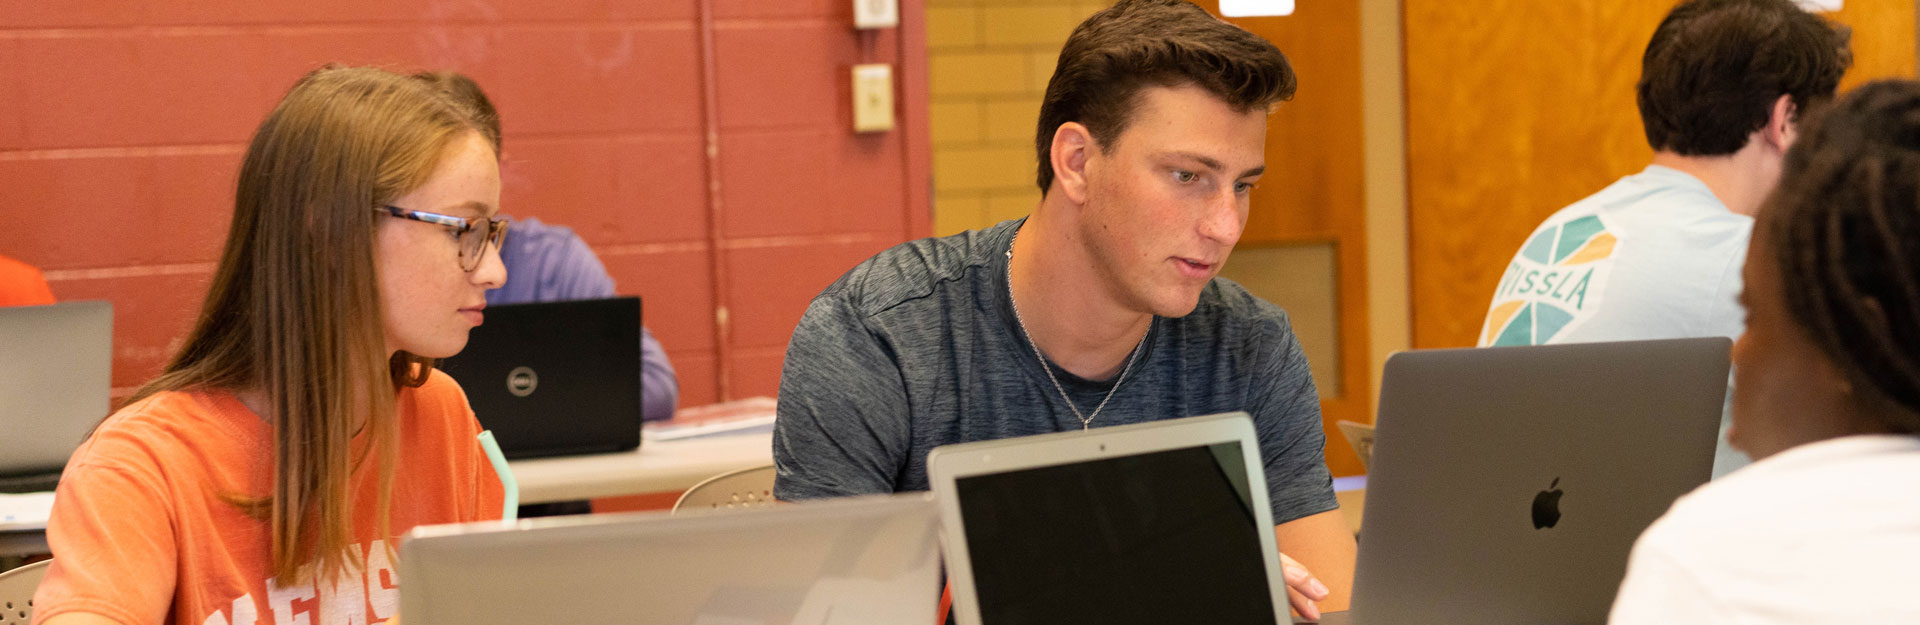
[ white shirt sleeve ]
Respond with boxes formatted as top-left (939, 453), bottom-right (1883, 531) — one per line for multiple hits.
top-left (1609, 534), bottom-right (1732, 624)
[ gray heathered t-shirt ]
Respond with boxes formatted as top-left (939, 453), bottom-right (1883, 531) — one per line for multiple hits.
top-left (772, 219), bottom-right (1338, 525)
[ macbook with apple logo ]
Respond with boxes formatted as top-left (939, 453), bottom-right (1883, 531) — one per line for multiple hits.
top-left (1318, 338), bottom-right (1729, 625)
top-left (400, 493), bottom-right (943, 624)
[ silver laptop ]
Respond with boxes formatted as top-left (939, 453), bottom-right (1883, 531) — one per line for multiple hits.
top-left (927, 412), bottom-right (1295, 625)
top-left (0, 301), bottom-right (112, 484)
top-left (1322, 337), bottom-right (1730, 625)
top-left (400, 493), bottom-right (943, 625)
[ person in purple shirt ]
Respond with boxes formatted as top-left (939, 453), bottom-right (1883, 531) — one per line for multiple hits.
top-left (487, 216), bottom-right (680, 421)
top-left (421, 70), bottom-right (680, 422)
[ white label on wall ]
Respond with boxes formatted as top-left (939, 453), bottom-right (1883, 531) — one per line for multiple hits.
top-left (853, 0), bottom-right (898, 28)
top-left (1219, 0), bottom-right (1295, 17)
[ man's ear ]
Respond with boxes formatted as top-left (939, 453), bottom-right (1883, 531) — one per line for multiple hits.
top-left (1050, 122), bottom-right (1095, 205)
top-left (1765, 94), bottom-right (1798, 152)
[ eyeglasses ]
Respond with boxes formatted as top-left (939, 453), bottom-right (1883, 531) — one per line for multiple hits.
top-left (375, 205), bottom-right (510, 272)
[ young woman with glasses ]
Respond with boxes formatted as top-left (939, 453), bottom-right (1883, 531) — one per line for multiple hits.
top-left (32, 66), bottom-right (508, 625)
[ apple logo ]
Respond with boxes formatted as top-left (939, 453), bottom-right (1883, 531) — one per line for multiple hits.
top-left (1532, 477), bottom-right (1564, 529)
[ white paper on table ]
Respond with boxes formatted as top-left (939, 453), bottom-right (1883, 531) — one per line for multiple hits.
top-left (646, 414), bottom-right (778, 442)
top-left (0, 491), bottom-right (55, 530)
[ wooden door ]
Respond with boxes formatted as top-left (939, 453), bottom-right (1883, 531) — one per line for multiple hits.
top-left (1405, 0), bottom-right (1917, 349)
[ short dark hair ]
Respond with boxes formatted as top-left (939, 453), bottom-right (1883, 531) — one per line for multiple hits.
top-left (1761, 80), bottom-right (1920, 432)
top-left (1637, 0), bottom-right (1851, 156)
top-left (413, 70), bottom-right (502, 154)
top-left (1033, 0), bottom-right (1295, 194)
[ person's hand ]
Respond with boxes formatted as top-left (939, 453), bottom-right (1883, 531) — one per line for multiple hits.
top-left (1280, 551), bottom-right (1331, 621)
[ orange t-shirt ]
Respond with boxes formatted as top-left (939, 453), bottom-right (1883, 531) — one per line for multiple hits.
top-left (32, 370), bottom-right (505, 625)
top-left (0, 253), bottom-right (55, 307)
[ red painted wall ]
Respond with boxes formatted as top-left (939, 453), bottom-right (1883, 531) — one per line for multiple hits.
top-left (0, 0), bottom-right (933, 406)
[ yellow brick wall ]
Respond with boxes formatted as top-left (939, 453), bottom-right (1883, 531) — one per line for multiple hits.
top-left (927, 0), bottom-right (1115, 235)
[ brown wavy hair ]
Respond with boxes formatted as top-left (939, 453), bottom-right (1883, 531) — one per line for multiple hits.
top-left (1637, 0), bottom-right (1850, 156)
top-left (1033, 0), bottom-right (1295, 195)
top-left (126, 65), bottom-right (486, 583)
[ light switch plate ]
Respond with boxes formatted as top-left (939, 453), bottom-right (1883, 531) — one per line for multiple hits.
top-left (854, 0), bottom-right (898, 29)
top-left (852, 63), bottom-right (894, 133)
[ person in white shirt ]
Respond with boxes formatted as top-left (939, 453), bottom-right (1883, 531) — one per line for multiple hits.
top-left (1609, 79), bottom-right (1920, 625)
top-left (1477, 0), bottom-right (1851, 478)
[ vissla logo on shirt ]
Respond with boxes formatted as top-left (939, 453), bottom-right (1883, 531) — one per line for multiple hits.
top-left (1481, 215), bottom-right (1619, 346)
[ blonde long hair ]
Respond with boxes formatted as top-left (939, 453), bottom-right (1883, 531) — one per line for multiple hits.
top-left (127, 65), bottom-right (485, 583)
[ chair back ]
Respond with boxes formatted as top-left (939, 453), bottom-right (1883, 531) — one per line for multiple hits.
top-left (0, 559), bottom-right (52, 625)
top-left (672, 464), bottom-right (776, 514)
top-left (1337, 419), bottom-right (1375, 469)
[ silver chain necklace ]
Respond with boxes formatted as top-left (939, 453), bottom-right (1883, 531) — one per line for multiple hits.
top-left (1005, 227), bottom-right (1148, 431)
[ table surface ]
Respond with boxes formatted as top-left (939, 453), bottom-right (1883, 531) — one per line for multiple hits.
top-left (1332, 474), bottom-right (1367, 535)
top-left (5, 400), bottom-right (1370, 556)
top-left (0, 408), bottom-right (780, 557)
top-left (510, 429), bottom-right (773, 504)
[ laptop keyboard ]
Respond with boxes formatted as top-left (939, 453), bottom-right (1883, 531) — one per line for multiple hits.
top-left (0, 471), bottom-right (61, 494)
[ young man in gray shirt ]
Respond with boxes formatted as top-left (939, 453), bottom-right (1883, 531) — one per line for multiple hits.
top-left (773, 0), bottom-right (1355, 617)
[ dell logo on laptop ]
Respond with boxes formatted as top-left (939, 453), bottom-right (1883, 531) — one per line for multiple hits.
top-left (507, 366), bottom-right (538, 397)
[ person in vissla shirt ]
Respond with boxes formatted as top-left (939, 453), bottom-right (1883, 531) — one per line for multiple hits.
top-left (1476, 0), bottom-right (1851, 478)
top-left (1609, 79), bottom-right (1920, 624)
top-left (773, 0), bottom-right (1354, 618)
top-left (33, 66), bottom-right (505, 625)
top-left (414, 71), bottom-right (679, 422)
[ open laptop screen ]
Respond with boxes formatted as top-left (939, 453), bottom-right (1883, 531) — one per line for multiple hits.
top-left (953, 441), bottom-right (1276, 624)
top-left (436, 297), bottom-right (641, 459)
top-left (0, 301), bottom-right (111, 484)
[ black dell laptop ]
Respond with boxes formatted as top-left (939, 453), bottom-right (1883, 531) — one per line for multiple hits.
top-left (437, 297), bottom-right (642, 459)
